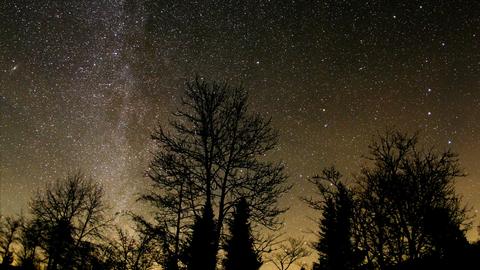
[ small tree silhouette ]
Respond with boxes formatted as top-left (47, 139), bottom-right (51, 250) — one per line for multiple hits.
top-left (102, 225), bottom-right (161, 270)
top-left (269, 238), bottom-right (311, 270)
top-left (223, 198), bottom-right (262, 270)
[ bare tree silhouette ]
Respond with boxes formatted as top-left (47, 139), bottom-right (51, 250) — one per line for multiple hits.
top-left (355, 131), bottom-right (468, 268)
top-left (29, 172), bottom-right (109, 270)
top-left (140, 77), bottom-right (290, 269)
top-left (269, 238), bottom-right (311, 270)
top-left (102, 225), bottom-right (161, 270)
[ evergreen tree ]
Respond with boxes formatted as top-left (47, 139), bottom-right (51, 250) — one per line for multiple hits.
top-left (305, 167), bottom-right (359, 270)
top-left (223, 198), bottom-right (262, 270)
top-left (316, 190), bottom-right (357, 270)
top-left (420, 206), bottom-right (469, 268)
top-left (186, 201), bottom-right (217, 270)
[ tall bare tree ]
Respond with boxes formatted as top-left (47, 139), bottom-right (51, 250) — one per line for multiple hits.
top-left (30, 172), bottom-right (109, 270)
top-left (140, 77), bottom-right (290, 268)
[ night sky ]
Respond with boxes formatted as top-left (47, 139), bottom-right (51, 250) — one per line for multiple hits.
top-left (1, 1), bottom-right (480, 268)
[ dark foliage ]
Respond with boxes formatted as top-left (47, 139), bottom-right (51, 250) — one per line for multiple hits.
top-left (305, 167), bottom-right (361, 270)
top-left (16, 219), bottom-right (40, 270)
top-left (185, 201), bottom-right (217, 270)
top-left (223, 198), bottom-right (262, 270)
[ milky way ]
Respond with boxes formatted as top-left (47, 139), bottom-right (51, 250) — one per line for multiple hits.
top-left (1, 1), bottom-right (480, 268)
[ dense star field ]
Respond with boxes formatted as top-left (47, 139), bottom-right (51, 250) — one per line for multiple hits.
top-left (1, 1), bottom-right (480, 268)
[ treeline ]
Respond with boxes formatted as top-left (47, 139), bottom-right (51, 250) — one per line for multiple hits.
top-left (1, 78), bottom-right (479, 270)
top-left (306, 132), bottom-right (480, 270)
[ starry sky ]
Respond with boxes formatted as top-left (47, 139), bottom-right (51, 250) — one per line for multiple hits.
top-left (1, 0), bottom-right (480, 268)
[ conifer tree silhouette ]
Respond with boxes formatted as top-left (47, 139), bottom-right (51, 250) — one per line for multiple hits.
top-left (223, 198), bottom-right (262, 270)
top-left (185, 201), bottom-right (217, 270)
top-left (305, 167), bottom-right (360, 270)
